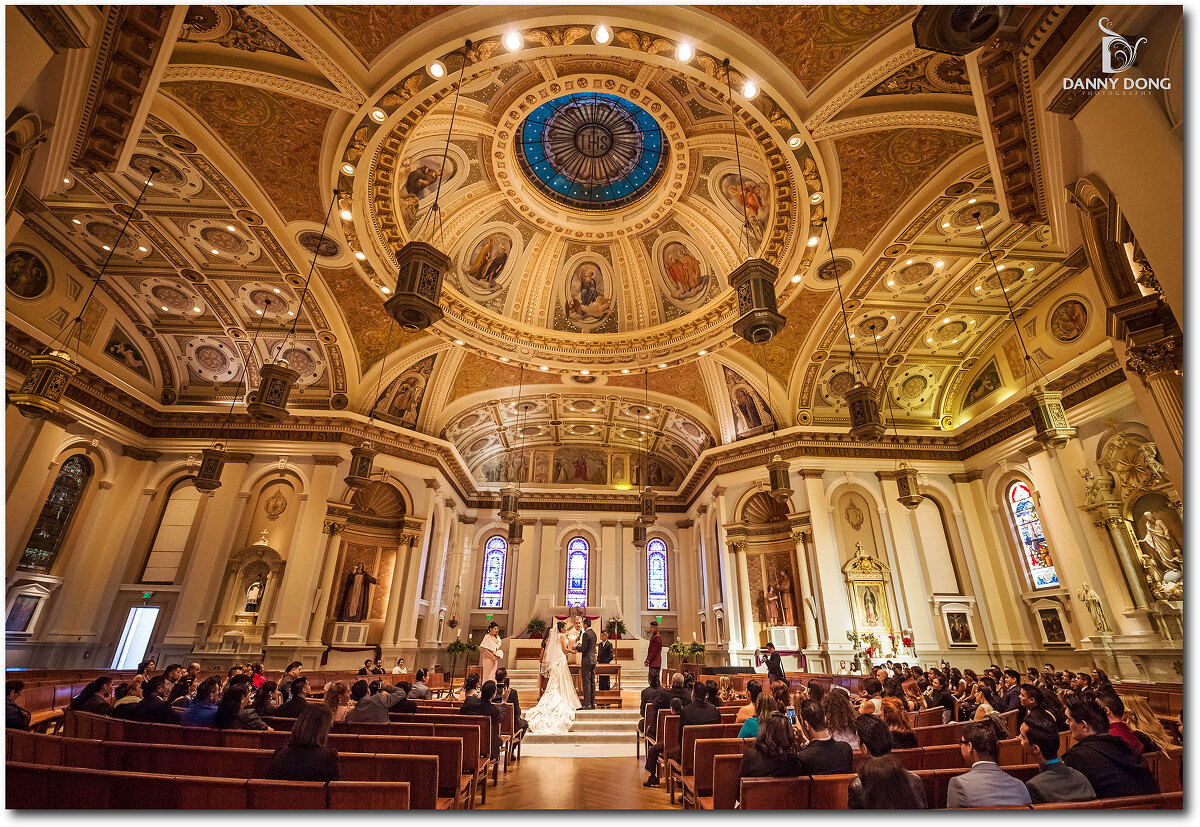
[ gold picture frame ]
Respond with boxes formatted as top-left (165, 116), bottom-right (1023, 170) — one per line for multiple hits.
top-left (851, 581), bottom-right (890, 633)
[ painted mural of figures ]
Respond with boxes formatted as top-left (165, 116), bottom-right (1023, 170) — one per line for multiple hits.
top-left (734, 388), bottom-right (762, 431)
top-left (462, 232), bottom-right (511, 290)
top-left (720, 173), bottom-right (768, 236)
top-left (661, 240), bottom-right (706, 300)
top-left (389, 376), bottom-right (424, 426)
top-left (1139, 511), bottom-right (1183, 570)
top-left (566, 261), bottom-right (611, 324)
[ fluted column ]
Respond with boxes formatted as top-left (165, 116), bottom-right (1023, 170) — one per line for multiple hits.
top-left (786, 527), bottom-right (820, 648)
top-left (268, 460), bottom-right (339, 645)
top-left (876, 473), bottom-right (939, 649)
top-left (390, 526), bottom-right (424, 646)
top-left (306, 518), bottom-right (346, 644)
top-left (730, 540), bottom-right (756, 650)
top-left (799, 469), bottom-right (854, 666)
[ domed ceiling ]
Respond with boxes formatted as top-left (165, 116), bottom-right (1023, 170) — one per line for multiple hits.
top-left (6, 5), bottom-right (1116, 495)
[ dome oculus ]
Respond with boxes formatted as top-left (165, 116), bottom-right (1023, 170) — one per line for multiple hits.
top-left (515, 92), bottom-right (667, 210)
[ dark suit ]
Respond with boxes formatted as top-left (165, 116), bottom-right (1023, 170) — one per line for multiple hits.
top-left (740, 746), bottom-right (804, 779)
top-left (797, 737), bottom-right (854, 775)
top-left (577, 627), bottom-right (597, 708)
top-left (272, 695), bottom-right (310, 718)
top-left (504, 686), bottom-right (527, 733)
top-left (765, 652), bottom-right (785, 684)
top-left (266, 745), bottom-right (339, 782)
top-left (679, 699), bottom-right (722, 729)
top-left (114, 695), bottom-right (181, 725)
top-left (1026, 761), bottom-right (1096, 804)
top-left (597, 639), bottom-right (614, 691)
top-left (460, 696), bottom-right (503, 760)
top-left (6, 700), bottom-right (30, 730)
top-left (998, 684), bottom-right (1021, 713)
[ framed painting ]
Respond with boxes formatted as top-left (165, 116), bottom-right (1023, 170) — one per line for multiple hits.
top-left (944, 610), bottom-right (975, 646)
top-left (851, 581), bottom-right (889, 632)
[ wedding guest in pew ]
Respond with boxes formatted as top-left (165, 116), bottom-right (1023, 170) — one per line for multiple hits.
top-left (1062, 699), bottom-right (1158, 798)
top-left (796, 700), bottom-right (854, 775)
top-left (347, 679), bottom-right (407, 723)
top-left (357, 659), bottom-right (374, 676)
top-left (645, 673), bottom-right (688, 741)
top-left (181, 677), bottom-right (222, 727)
top-left (111, 676), bottom-right (144, 710)
top-left (717, 676), bottom-right (736, 704)
top-left (850, 757), bottom-right (927, 810)
top-left (6, 681), bottom-right (29, 730)
top-left (733, 679), bottom-right (760, 725)
top-left (1020, 716), bottom-right (1095, 804)
top-left (850, 714), bottom-right (927, 807)
top-left (252, 680), bottom-right (281, 718)
top-left (136, 659), bottom-right (156, 679)
top-left (738, 691), bottom-right (778, 739)
top-left (273, 677), bottom-right (311, 718)
top-left (495, 668), bottom-right (527, 736)
top-left (926, 674), bottom-right (956, 722)
top-left (392, 682), bottom-right (419, 714)
top-left (806, 681), bottom-right (825, 704)
top-left (266, 704), bottom-right (340, 782)
top-left (278, 661), bottom-right (303, 696)
top-left (213, 682), bottom-right (271, 730)
top-left (69, 676), bottom-right (113, 714)
top-left (880, 697), bottom-right (918, 750)
top-left (971, 685), bottom-right (999, 721)
top-left (705, 681), bottom-right (721, 707)
top-left (167, 677), bottom-right (194, 710)
top-left (461, 679), bottom-right (504, 761)
top-left (1098, 690), bottom-right (1144, 758)
top-left (227, 665), bottom-right (245, 681)
top-left (408, 669), bottom-right (433, 700)
top-left (371, 659), bottom-right (387, 675)
top-left (1118, 694), bottom-right (1172, 754)
top-left (858, 678), bottom-right (884, 717)
top-left (823, 687), bottom-right (860, 751)
top-left (739, 710), bottom-right (804, 780)
top-left (163, 664), bottom-right (185, 684)
top-left (323, 681), bottom-right (352, 723)
top-left (113, 676), bottom-right (181, 725)
top-left (946, 722), bottom-right (1032, 808)
top-left (996, 669), bottom-right (1022, 713)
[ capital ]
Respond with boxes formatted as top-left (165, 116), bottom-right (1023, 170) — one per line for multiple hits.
top-left (322, 518), bottom-right (346, 535)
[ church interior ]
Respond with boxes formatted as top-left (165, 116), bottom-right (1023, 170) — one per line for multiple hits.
top-left (4, 3), bottom-right (1184, 811)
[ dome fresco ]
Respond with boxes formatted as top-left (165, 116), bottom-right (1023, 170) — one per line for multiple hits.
top-left (515, 92), bottom-right (668, 210)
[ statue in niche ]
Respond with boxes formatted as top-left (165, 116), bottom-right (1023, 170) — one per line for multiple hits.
top-left (1138, 511), bottom-right (1183, 571)
top-left (1076, 582), bottom-right (1111, 633)
top-left (337, 562), bottom-right (378, 623)
top-left (244, 579), bottom-right (264, 613)
top-left (768, 569), bottom-right (796, 626)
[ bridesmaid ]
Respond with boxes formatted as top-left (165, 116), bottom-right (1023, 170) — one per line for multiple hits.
top-left (479, 621), bottom-right (504, 684)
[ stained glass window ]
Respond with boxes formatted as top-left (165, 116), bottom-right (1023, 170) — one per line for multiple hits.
top-left (1007, 481), bottom-right (1059, 588)
top-left (479, 535), bottom-right (507, 609)
top-left (647, 538), bottom-right (669, 610)
top-left (565, 537), bottom-right (589, 607)
top-left (18, 454), bottom-right (93, 573)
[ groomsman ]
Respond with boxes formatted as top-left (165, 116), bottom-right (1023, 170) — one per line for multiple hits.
top-left (645, 621), bottom-right (663, 686)
top-left (597, 630), bottom-right (615, 692)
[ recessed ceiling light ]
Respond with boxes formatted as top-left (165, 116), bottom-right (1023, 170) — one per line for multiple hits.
top-left (339, 208), bottom-right (352, 220)
top-left (886, 280), bottom-right (895, 287)
top-left (380, 286), bottom-right (391, 294)
top-left (807, 236), bottom-right (819, 247)
top-left (975, 224), bottom-right (983, 230)
top-left (698, 350), bottom-right (707, 356)
top-left (926, 338), bottom-right (934, 343)
top-left (942, 222), bottom-right (950, 228)
top-left (621, 368), bottom-right (630, 374)
top-left (539, 365), bottom-right (548, 371)
top-left (370, 108), bottom-right (386, 122)
top-left (969, 319), bottom-right (976, 324)
top-left (968, 198), bottom-right (977, 205)
top-left (63, 177), bottom-right (71, 185)
top-left (161, 305), bottom-right (169, 312)
top-left (101, 245), bottom-right (111, 251)
top-left (272, 287), bottom-right (280, 293)
top-left (659, 363), bottom-right (667, 368)
top-left (810, 191), bottom-right (823, 204)
top-left (287, 310), bottom-right (295, 316)
top-left (255, 309), bottom-right (263, 315)
top-left (676, 41), bottom-right (694, 62)
top-left (503, 31), bottom-right (522, 51)
top-left (427, 60), bottom-right (446, 78)
top-left (952, 338), bottom-right (959, 344)
top-left (193, 307), bottom-right (202, 313)
top-left (226, 225), bottom-right (237, 233)
top-left (1026, 266), bottom-right (1035, 272)
top-left (943, 317), bottom-right (951, 323)
top-left (787, 135), bottom-right (802, 149)
top-left (211, 249), bottom-right (220, 255)
top-left (354, 251), bottom-right (366, 260)
top-left (742, 80), bottom-right (758, 99)
top-left (454, 339), bottom-right (464, 345)
top-left (791, 274), bottom-right (802, 283)
top-left (341, 163), bottom-right (355, 175)
top-left (889, 315), bottom-right (895, 320)
top-left (935, 260), bottom-right (944, 268)
top-left (975, 284), bottom-right (982, 291)
top-left (500, 356), bottom-right (510, 362)
top-left (593, 24), bottom-right (612, 44)
top-left (580, 369), bottom-right (590, 375)
top-left (138, 246), bottom-right (148, 252)
top-left (997, 264), bottom-right (1006, 271)
top-left (905, 259), bottom-right (913, 265)
top-left (71, 218), bottom-right (81, 225)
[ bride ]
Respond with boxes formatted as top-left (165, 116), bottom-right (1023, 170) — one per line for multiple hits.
top-left (525, 621), bottom-right (581, 734)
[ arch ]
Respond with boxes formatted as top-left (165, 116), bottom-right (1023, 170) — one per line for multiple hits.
top-left (51, 438), bottom-right (114, 487)
top-left (342, 476), bottom-right (414, 521)
top-left (824, 474), bottom-right (889, 514)
top-left (478, 534), bottom-right (508, 609)
top-left (16, 454), bottom-right (94, 574)
top-left (646, 536), bottom-right (669, 611)
top-left (238, 461), bottom-right (311, 496)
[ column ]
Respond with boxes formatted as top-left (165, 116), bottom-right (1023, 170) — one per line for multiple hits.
top-left (674, 518), bottom-right (699, 644)
top-left (306, 519), bottom-right (345, 644)
top-left (786, 526), bottom-right (820, 648)
top-left (267, 460), bottom-right (338, 646)
top-left (942, 474), bottom-right (1005, 649)
top-left (710, 487), bottom-right (742, 648)
top-left (422, 503), bottom-right (456, 646)
top-left (730, 541), bottom-right (756, 650)
top-left (799, 469), bottom-right (854, 663)
top-left (536, 519), bottom-right (558, 600)
top-left (390, 524), bottom-right (425, 647)
top-left (875, 473), bottom-right (939, 650)
top-left (621, 522), bottom-right (639, 632)
top-left (1123, 345), bottom-right (1183, 479)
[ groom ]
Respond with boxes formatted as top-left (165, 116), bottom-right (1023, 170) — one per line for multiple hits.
top-left (576, 617), bottom-right (597, 709)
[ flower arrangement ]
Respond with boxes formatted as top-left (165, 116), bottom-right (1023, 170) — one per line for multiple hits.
top-left (860, 632), bottom-right (882, 658)
top-left (902, 635), bottom-right (914, 649)
top-left (525, 617), bottom-right (548, 639)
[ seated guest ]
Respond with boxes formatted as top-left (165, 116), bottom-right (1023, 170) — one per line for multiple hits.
top-left (323, 681), bottom-right (352, 723)
top-left (249, 662), bottom-right (267, 690)
top-left (111, 676), bottom-right (144, 709)
top-left (682, 680), bottom-right (722, 728)
top-left (1020, 717), bottom-right (1095, 804)
top-left (69, 677), bottom-right (113, 714)
top-left (1062, 699), bottom-right (1158, 798)
top-left (456, 672), bottom-right (481, 702)
top-left (738, 691), bottom-right (778, 739)
top-left (391, 657), bottom-right (407, 676)
top-left (851, 714), bottom-right (927, 807)
top-left (278, 661), bottom-right (303, 697)
top-left (346, 679), bottom-right (407, 723)
top-left (740, 711), bottom-right (804, 780)
top-left (645, 673), bottom-right (688, 740)
top-left (1091, 668), bottom-right (1113, 694)
top-left (718, 676), bottom-right (736, 704)
top-left (266, 704), bottom-right (339, 782)
top-left (357, 659), bottom-right (374, 676)
top-left (880, 697), bottom-right (918, 750)
top-left (461, 679), bottom-right (503, 761)
top-left (926, 674), bottom-right (955, 721)
top-left (180, 677), bottom-right (222, 727)
top-left (769, 680), bottom-right (793, 719)
top-left (114, 676), bottom-right (181, 724)
top-left (273, 677), bottom-right (311, 718)
top-left (946, 722), bottom-right (1032, 808)
top-left (971, 685), bottom-right (999, 720)
top-left (391, 681), bottom-right (419, 714)
top-left (823, 687), bottom-right (860, 750)
top-left (1118, 694), bottom-right (1172, 755)
top-left (796, 700), bottom-right (854, 775)
top-left (6, 681), bottom-right (30, 730)
top-left (1097, 690), bottom-right (1143, 758)
top-left (858, 678), bottom-right (884, 717)
top-left (1018, 683), bottom-right (1056, 729)
top-left (900, 679), bottom-right (925, 712)
top-left (213, 683), bottom-right (270, 730)
top-left (495, 668), bottom-right (527, 735)
top-left (408, 668), bottom-right (433, 700)
top-left (806, 680), bottom-right (825, 704)
top-left (837, 660), bottom-right (850, 675)
top-left (705, 680), bottom-right (721, 707)
top-left (251, 680), bottom-right (280, 718)
top-left (850, 756), bottom-right (927, 809)
top-left (136, 659), bottom-right (156, 679)
top-left (167, 677), bottom-right (194, 709)
top-left (734, 679), bottom-right (761, 724)
top-left (371, 659), bottom-right (387, 675)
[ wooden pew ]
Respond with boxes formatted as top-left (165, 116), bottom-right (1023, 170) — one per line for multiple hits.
top-left (683, 737), bottom-right (752, 809)
top-left (666, 722), bottom-right (741, 804)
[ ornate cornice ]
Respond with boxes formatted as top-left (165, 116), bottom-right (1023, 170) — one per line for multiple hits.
top-left (1125, 339), bottom-right (1181, 379)
top-left (949, 470), bottom-right (983, 484)
top-left (161, 65), bottom-right (360, 111)
top-left (121, 445), bottom-right (162, 462)
top-left (811, 112), bottom-right (981, 141)
top-left (18, 5), bottom-right (89, 51)
top-left (312, 454), bottom-right (345, 466)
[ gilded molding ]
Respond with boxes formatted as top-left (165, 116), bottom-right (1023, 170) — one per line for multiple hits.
top-left (161, 65), bottom-right (360, 111)
top-left (811, 112), bottom-right (981, 141)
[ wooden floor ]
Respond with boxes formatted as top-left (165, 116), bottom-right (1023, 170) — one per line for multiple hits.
top-left (480, 756), bottom-right (674, 810)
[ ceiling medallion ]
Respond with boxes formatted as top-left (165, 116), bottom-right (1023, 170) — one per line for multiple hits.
top-left (515, 92), bottom-right (668, 211)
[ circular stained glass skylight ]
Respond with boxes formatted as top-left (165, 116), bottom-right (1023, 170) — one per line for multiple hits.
top-left (515, 92), bottom-right (668, 210)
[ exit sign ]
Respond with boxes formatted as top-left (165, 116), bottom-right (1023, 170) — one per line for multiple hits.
top-left (142, 592), bottom-right (154, 600)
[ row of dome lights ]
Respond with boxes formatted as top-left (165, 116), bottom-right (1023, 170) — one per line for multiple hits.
top-left (420, 27), bottom-right (757, 99)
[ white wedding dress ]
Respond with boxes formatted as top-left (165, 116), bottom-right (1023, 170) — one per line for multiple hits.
top-left (525, 627), bottom-right (581, 735)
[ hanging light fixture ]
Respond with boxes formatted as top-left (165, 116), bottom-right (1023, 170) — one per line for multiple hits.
top-left (637, 368), bottom-right (656, 525)
top-left (11, 168), bottom-right (160, 418)
top-left (345, 318), bottom-right (398, 490)
top-left (498, 363), bottom-right (527, 536)
top-left (869, 322), bottom-right (922, 509)
top-left (722, 58), bottom-right (785, 345)
top-left (632, 523), bottom-right (648, 550)
top-left (384, 40), bottom-right (472, 332)
top-left (195, 296), bottom-right (276, 493)
top-left (973, 211), bottom-right (1075, 449)
top-left (754, 340), bottom-right (792, 503)
top-left (820, 216), bottom-right (884, 441)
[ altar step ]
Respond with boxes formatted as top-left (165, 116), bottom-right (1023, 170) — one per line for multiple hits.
top-left (521, 708), bottom-right (641, 751)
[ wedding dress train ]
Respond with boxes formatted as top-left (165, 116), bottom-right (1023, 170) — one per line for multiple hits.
top-left (525, 627), bottom-right (581, 735)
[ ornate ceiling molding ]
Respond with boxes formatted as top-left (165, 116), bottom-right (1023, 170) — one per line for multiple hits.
top-left (811, 112), bottom-right (981, 141)
top-left (806, 46), bottom-right (925, 132)
top-left (161, 65), bottom-right (360, 112)
top-left (248, 4), bottom-right (366, 106)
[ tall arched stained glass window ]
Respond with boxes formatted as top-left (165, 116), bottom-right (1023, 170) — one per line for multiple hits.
top-left (647, 538), bottom-right (669, 610)
top-left (479, 536), bottom-right (507, 609)
top-left (1007, 481), bottom-right (1059, 588)
top-left (565, 537), bottom-right (589, 607)
top-left (18, 454), bottom-right (93, 573)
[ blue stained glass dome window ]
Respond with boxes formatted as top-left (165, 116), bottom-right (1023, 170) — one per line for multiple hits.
top-left (515, 92), bottom-right (668, 210)
top-left (1007, 481), bottom-right (1059, 589)
top-left (479, 535), bottom-right (507, 608)
top-left (647, 538), bottom-right (669, 610)
top-left (565, 537), bottom-right (589, 606)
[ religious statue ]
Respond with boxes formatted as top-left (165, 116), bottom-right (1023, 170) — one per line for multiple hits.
top-left (768, 569), bottom-right (796, 626)
top-left (1076, 582), bottom-right (1111, 633)
top-left (244, 579), bottom-right (264, 613)
top-left (336, 562), bottom-right (378, 623)
top-left (1138, 511), bottom-right (1183, 571)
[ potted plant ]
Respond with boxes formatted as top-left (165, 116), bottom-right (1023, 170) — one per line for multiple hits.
top-left (525, 617), bottom-right (547, 639)
top-left (667, 641), bottom-right (688, 670)
top-left (445, 638), bottom-right (477, 687)
top-left (685, 641), bottom-right (705, 664)
top-left (604, 617), bottom-right (627, 639)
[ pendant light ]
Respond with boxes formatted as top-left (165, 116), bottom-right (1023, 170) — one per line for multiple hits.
top-left (756, 341), bottom-right (792, 503)
top-left (821, 216), bottom-right (884, 441)
top-left (250, 190), bottom-right (340, 423)
top-left (722, 58), bottom-right (785, 345)
top-left (869, 322), bottom-right (921, 509)
top-left (498, 364), bottom-right (526, 536)
top-left (194, 296), bottom-right (276, 493)
top-left (11, 168), bottom-right (160, 418)
top-left (384, 40), bottom-right (471, 332)
top-left (345, 318), bottom-right (398, 490)
top-left (632, 523), bottom-right (648, 550)
top-left (637, 367), bottom-right (656, 525)
top-left (973, 210), bottom-right (1075, 449)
